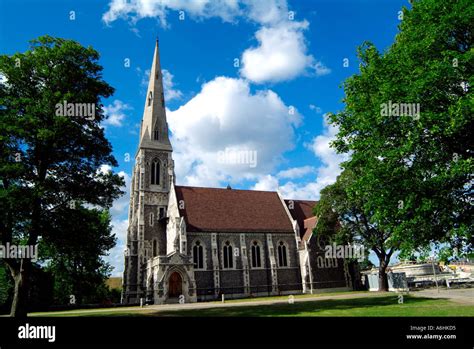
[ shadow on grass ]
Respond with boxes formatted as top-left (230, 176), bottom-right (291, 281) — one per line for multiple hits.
top-left (163, 296), bottom-right (423, 317)
top-left (95, 295), bottom-right (457, 317)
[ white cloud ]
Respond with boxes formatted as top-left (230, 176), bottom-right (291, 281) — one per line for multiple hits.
top-left (279, 180), bottom-right (320, 200)
top-left (102, 0), bottom-right (242, 26)
top-left (312, 61), bottom-right (331, 76)
top-left (104, 218), bottom-right (129, 276)
top-left (111, 171), bottom-right (131, 216)
top-left (139, 68), bottom-right (182, 101)
top-left (96, 165), bottom-right (131, 275)
top-left (250, 174), bottom-right (317, 199)
top-left (240, 20), bottom-right (329, 84)
top-left (309, 104), bottom-right (322, 114)
top-left (242, 0), bottom-right (288, 25)
top-left (251, 114), bottom-right (348, 200)
top-left (277, 165), bottom-right (314, 179)
top-left (162, 69), bottom-right (183, 101)
top-left (100, 168), bottom-right (131, 276)
top-left (99, 164), bottom-right (113, 175)
top-left (306, 114), bottom-right (348, 186)
top-left (138, 68), bottom-right (150, 89)
top-left (167, 76), bottom-right (300, 187)
top-left (102, 0), bottom-right (291, 27)
top-left (103, 0), bottom-right (329, 84)
top-left (102, 100), bottom-right (131, 127)
top-left (251, 174), bottom-right (279, 191)
top-left (97, 166), bottom-right (131, 217)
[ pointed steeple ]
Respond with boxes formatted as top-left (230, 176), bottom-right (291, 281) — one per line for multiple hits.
top-left (139, 39), bottom-right (172, 151)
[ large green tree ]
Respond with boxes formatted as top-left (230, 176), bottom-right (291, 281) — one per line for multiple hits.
top-left (326, 0), bottom-right (473, 270)
top-left (315, 169), bottom-right (398, 291)
top-left (0, 36), bottom-right (124, 317)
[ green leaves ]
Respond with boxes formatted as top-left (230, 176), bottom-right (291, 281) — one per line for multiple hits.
top-left (0, 35), bottom-right (124, 236)
top-left (40, 206), bottom-right (116, 305)
top-left (0, 36), bottom-right (125, 313)
top-left (318, 0), bottom-right (473, 265)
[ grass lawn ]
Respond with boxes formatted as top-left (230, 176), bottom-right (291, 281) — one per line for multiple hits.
top-left (211, 290), bottom-right (367, 303)
top-left (31, 295), bottom-right (474, 317)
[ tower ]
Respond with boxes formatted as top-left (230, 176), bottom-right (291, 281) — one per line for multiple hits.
top-left (122, 40), bottom-right (174, 304)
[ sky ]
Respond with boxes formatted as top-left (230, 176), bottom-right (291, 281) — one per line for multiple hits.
top-left (0, 0), bottom-right (409, 276)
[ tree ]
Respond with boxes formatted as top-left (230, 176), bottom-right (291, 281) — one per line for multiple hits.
top-left (40, 207), bottom-right (116, 305)
top-left (0, 36), bottom-right (124, 317)
top-left (0, 261), bottom-right (13, 314)
top-left (315, 169), bottom-right (398, 291)
top-left (327, 0), bottom-right (473, 277)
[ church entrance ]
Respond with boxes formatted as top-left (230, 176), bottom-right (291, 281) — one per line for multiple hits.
top-left (168, 272), bottom-right (182, 298)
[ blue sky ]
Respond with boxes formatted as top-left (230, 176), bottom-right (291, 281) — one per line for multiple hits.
top-left (1, 0), bottom-right (409, 275)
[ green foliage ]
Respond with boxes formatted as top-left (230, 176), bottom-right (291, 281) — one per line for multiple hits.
top-left (40, 207), bottom-right (116, 305)
top-left (357, 256), bottom-right (375, 271)
top-left (28, 264), bottom-right (54, 311)
top-left (0, 35), bottom-right (125, 315)
top-left (314, 168), bottom-right (396, 290)
top-left (0, 35), bottom-right (124, 243)
top-left (0, 261), bottom-right (13, 313)
top-left (398, 245), bottom-right (431, 263)
top-left (327, 0), bottom-right (473, 260)
top-left (105, 287), bottom-right (122, 304)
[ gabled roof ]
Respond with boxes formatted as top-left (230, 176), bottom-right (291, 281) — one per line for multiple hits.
top-left (175, 185), bottom-right (294, 233)
top-left (284, 199), bottom-right (317, 238)
top-left (303, 216), bottom-right (318, 242)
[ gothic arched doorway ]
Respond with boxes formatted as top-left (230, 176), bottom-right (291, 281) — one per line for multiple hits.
top-left (168, 272), bottom-right (182, 298)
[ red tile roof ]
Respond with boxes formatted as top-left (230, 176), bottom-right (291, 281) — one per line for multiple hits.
top-left (284, 200), bottom-right (318, 238)
top-left (175, 185), bottom-right (294, 233)
top-left (303, 216), bottom-right (318, 242)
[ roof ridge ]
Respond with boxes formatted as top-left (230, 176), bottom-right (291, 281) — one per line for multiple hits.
top-left (175, 184), bottom-right (279, 194)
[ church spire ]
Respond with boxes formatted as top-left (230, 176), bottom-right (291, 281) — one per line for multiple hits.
top-left (139, 39), bottom-right (172, 151)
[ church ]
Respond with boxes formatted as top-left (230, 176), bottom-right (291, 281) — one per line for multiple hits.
top-left (122, 41), bottom-right (356, 305)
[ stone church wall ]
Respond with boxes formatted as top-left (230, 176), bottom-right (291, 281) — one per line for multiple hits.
top-left (271, 233), bottom-right (302, 293)
top-left (307, 238), bottom-right (349, 289)
top-left (187, 231), bottom-right (303, 299)
top-left (143, 205), bottom-right (167, 256)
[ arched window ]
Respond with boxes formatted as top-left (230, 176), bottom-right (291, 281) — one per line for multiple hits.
top-left (148, 91), bottom-right (153, 106)
top-left (153, 126), bottom-right (159, 141)
top-left (223, 241), bottom-right (233, 269)
top-left (278, 241), bottom-right (288, 267)
top-left (161, 92), bottom-right (165, 108)
top-left (152, 239), bottom-right (158, 257)
top-left (251, 241), bottom-right (261, 268)
top-left (193, 241), bottom-right (204, 269)
top-left (151, 160), bottom-right (160, 185)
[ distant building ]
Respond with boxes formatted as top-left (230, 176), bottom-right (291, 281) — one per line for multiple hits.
top-left (122, 41), bottom-right (354, 305)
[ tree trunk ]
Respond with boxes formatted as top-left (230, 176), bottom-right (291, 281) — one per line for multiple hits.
top-left (7, 258), bottom-right (31, 317)
top-left (9, 196), bottom-right (40, 317)
top-left (378, 257), bottom-right (389, 292)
